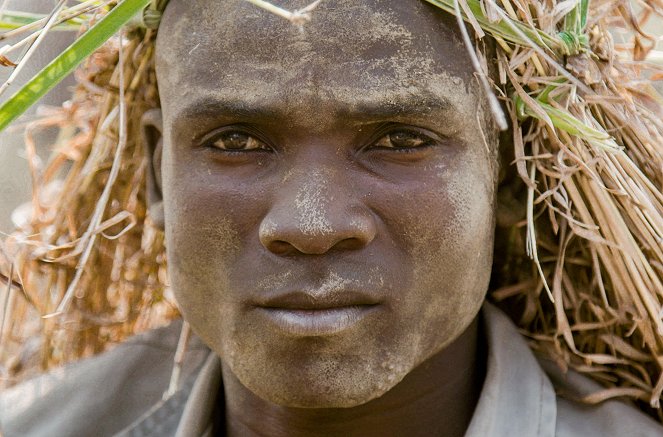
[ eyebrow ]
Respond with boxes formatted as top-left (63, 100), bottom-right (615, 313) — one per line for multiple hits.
top-left (174, 91), bottom-right (461, 124)
top-left (175, 97), bottom-right (279, 122)
top-left (347, 94), bottom-right (455, 122)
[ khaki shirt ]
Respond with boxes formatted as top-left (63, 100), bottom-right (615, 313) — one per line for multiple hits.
top-left (2, 304), bottom-right (662, 436)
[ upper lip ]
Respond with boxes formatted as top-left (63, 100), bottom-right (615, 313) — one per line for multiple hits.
top-left (255, 290), bottom-right (381, 310)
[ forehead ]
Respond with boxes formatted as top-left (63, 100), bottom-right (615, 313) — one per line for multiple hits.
top-left (156, 0), bottom-right (480, 126)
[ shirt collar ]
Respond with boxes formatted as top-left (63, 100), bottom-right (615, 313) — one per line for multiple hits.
top-left (465, 303), bottom-right (557, 437)
top-left (175, 353), bottom-right (222, 437)
top-left (175, 304), bottom-right (557, 437)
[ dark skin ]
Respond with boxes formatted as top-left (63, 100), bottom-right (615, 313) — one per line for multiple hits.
top-left (145, 1), bottom-right (500, 436)
top-left (220, 321), bottom-right (485, 437)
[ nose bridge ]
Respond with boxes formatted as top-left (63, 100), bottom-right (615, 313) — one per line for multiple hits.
top-left (292, 167), bottom-right (336, 237)
top-left (260, 162), bottom-right (375, 255)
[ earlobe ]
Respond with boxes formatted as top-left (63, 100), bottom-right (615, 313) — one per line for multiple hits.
top-left (141, 108), bottom-right (165, 230)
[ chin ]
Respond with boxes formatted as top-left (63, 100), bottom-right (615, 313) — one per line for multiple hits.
top-left (228, 347), bottom-right (414, 409)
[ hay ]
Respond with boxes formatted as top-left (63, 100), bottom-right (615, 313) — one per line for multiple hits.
top-left (0, 22), bottom-right (175, 385)
top-left (0, 0), bottom-right (662, 423)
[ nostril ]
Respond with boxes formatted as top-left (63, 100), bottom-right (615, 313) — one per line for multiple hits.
top-left (259, 207), bottom-right (377, 256)
top-left (265, 236), bottom-right (370, 256)
top-left (333, 237), bottom-right (366, 252)
top-left (267, 240), bottom-right (297, 256)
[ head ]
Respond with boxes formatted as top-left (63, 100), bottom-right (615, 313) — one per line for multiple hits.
top-left (145, 0), bottom-right (501, 408)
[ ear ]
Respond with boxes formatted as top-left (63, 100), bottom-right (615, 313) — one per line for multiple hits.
top-left (141, 108), bottom-right (165, 230)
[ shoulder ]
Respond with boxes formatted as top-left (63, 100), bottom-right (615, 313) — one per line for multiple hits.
top-left (481, 303), bottom-right (663, 437)
top-left (538, 358), bottom-right (663, 437)
top-left (0, 321), bottom-right (210, 437)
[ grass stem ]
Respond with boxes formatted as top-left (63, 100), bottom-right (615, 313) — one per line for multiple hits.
top-left (0, 0), bottom-right (67, 99)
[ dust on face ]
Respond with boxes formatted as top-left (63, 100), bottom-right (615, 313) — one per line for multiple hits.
top-left (156, 0), bottom-right (499, 408)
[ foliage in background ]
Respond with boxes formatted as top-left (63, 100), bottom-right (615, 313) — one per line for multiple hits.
top-left (0, 0), bottom-right (662, 423)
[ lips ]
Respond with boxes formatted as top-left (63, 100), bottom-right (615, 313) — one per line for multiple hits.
top-left (256, 290), bottom-right (381, 309)
top-left (253, 290), bottom-right (381, 337)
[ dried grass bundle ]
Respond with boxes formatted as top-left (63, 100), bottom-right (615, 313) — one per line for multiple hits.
top-left (0, 0), bottom-right (662, 423)
top-left (0, 25), bottom-right (175, 385)
top-left (448, 0), bottom-right (663, 419)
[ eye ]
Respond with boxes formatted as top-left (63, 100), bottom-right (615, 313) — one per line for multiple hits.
top-left (372, 130), bottom-right (436, 151)
top-left (206, 131), bottom-right (269, 152)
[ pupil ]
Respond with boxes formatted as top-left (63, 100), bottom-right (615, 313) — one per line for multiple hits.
top-left (390, 132), bottom-right (422, 148)
top-left (222, 132), bottom-right (249, 149)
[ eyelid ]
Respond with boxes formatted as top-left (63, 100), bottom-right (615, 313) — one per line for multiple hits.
top-left (368, 124), bottom-right (443, 150)
top-left (197, 125), bottom-right (272, 151)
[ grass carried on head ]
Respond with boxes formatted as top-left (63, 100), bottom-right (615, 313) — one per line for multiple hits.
top-left (0, 0), bottom-right (662, 422)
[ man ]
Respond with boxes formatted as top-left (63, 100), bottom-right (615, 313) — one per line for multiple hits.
top-left (1, 0), bottom-right (662, 436)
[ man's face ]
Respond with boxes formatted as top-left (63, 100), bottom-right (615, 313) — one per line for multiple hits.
top-left (156, 0), bottom-right (498, 408)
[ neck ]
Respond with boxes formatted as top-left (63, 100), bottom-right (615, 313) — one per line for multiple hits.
top-left (220, 316), bottom-right (485, 437)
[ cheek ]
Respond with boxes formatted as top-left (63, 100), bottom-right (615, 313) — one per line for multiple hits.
top-left (386, 158), bottom-right (496, 355)
top-left (162, 145), bottom-right (263, 274)
top-left (161, 154), bottom-right (248, 344)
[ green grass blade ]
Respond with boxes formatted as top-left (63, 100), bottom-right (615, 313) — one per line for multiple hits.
top-left (579, 0), bottom-right (589, 29)
top-left (0, 11), bottom-right (84, 31)
top-left (560, 0), bottom-right (589, 53)
top-left (0, 0), bottom-right (151, 133)
top-left (515, 96), bottom-right (621, 151)
top-left (423, 0), bottom-right (562, 53)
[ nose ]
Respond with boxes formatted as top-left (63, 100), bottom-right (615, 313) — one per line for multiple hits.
top-left (259, 169), bottom-right (377, 255)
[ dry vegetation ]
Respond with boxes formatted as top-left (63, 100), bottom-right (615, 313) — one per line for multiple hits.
top-left (0, 0), bottom-right (662, 423)
top-left (0, 25), bottom-right (176, 385)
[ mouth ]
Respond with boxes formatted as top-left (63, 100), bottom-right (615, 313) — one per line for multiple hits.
top-left (254, 291), bottom-right (380, 337)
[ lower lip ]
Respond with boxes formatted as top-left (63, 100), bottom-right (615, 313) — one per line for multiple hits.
top-left (256, 305), bottom-right (376, 336)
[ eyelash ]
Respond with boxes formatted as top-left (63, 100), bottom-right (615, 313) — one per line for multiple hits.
top-left (369, 128), bottom-right (438, 153)
top-left (200, 126), bottom-right (440, 155)
top-left (200, 128), bottom-right (272, 155)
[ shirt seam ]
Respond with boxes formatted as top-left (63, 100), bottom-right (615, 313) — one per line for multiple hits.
top-left (536, 373), bottom-right (545, 437)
